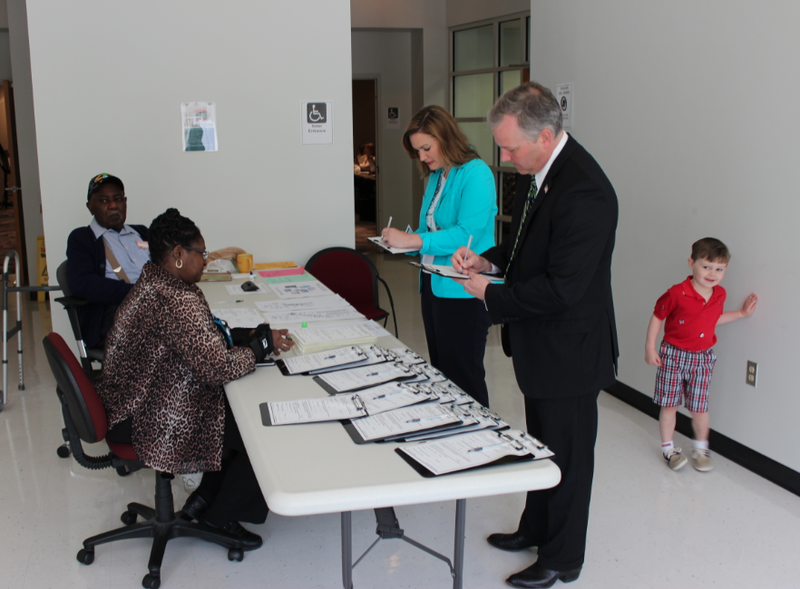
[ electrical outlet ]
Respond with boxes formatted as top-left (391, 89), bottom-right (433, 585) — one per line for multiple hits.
top-left (746, 361), bottom-right (757, 387)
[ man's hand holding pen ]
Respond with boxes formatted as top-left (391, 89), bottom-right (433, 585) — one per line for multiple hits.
top-left (450, 246), bottom-right (492, 301)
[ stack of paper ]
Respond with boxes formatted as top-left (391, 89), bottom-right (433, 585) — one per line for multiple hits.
top-left (290, 324), bottom-right (377, 354)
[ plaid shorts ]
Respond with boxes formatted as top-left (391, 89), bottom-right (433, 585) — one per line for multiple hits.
top-left (653, 341), bottom-right (716, 413)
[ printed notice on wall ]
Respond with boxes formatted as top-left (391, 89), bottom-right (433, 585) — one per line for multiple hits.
top-left (302, 101), bottom-right (333, 145)
top-left (181, 102), bottom-right (218, 152)
top-left (555, 84), bottom-right (572, 129)
top-left (386, 107), bottom-right (400, 129)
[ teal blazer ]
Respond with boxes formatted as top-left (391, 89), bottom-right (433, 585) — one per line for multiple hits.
top-left (415, 157), bottom-right (497, 299)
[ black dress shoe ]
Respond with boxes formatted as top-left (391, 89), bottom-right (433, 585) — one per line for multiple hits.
top-left (505, 562), bottom-right (581, 588)
top-left (200, 517), bottom-right (263, 551)
top-left (487, 531), bottom-right (538, 552)
top-left (180, 491), bottom-right (211, 521)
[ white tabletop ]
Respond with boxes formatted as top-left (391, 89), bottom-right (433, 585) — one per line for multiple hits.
top-left (205, 275), bottom-right (561, 517)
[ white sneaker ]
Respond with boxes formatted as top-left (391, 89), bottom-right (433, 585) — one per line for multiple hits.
top-left (692, 448), bottom-right (714, 472)
top-left (664, 448), bottom-right (688, 471)
top-left (178, 472), bottom-right (204, 492)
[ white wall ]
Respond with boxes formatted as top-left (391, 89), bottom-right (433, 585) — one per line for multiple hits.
top-left (446, 0), bottom-right (530, 27)
top-left (351, 0), bottom-right (447, 107)
top-left (25, 0), bottom-right (354, 340)
top-left (529, 0), bottom-right (800, 471)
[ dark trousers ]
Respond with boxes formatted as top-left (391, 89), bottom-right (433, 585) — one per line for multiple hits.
top-left (107, 397), bottom-right (268, 525)
top-left (196, 398), bottom-right (268, 525)
top-left (517, 392), bottom-right (599, 571)
top-left (420, 273), bottom-right (491, 407)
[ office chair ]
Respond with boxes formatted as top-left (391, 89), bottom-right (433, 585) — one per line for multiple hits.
top-left (43, 332), bottom-right (249, 589)
top-left (306, 246), bottom-right (398, 337)
top-left (54, 261), bottom-right (104, 373)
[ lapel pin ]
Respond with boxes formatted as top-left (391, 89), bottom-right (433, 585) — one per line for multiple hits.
top-left (544, 185), bottom-right (549, 194)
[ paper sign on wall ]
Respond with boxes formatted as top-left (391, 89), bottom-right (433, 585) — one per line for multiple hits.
top-left (302, 101), bottom-right (334, 145)
top-left (181, 102), bottom-right (218, 152)
top-left (555, 84), bottom-right (572, 129)
top-left (386, 107), bottom-right (400, 129)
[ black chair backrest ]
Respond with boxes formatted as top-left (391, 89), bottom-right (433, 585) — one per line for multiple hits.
top-left (56, 260), bottom-right (73, 297)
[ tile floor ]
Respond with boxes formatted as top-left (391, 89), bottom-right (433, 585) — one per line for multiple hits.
top-left (1, 252), bottom-right (798, 588)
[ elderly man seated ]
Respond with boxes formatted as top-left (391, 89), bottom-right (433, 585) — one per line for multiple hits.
top-left (66, 174), bottom-right (149, 350)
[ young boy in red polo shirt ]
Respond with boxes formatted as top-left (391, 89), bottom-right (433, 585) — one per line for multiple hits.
top-left (645, 238), bottom-right (758, 472)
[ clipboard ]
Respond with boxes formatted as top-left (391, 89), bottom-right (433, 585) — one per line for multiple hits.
top-left (408, 261), bottom-right (504, 282)
top-left (276, 346), bottom-right (369, 376)
top-left (395, 430), bottom-right (554, 477)
top-left (396, 448), bottom-right (534, 478)
top-left (342, 414), bottom-right (463, 444)
top-left (312, 362), bottom-right (421, 395)
top-left (368, 236), bottom-right (419, 254)
top-left (340, 404), bottom-right (463, 444)
top-left (260, 393), bottom-right (367, 426)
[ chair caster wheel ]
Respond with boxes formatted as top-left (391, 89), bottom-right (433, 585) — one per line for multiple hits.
top-left (56, 444), bottom-right (71, 458)
top-left (121, 510), bottom-right (138, 525)
top-left (116, 465), bottom-right (131, 477)
top-left (228, 548), bottom-right (244, 562)
top-left (142, 573), bottom-right (160, 589)
top-left (77, 548), bottom-right (94, 565)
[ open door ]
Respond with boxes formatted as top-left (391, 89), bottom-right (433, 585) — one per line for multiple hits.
top-left (352, 78), bottom-right (377, 252)
top-left (0, 80), bottom-right (28, 283)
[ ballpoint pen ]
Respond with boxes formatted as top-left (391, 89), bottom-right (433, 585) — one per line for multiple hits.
top-left (468, 441), bottom-right (511, 453)
top-left (365, 368), bottom-right (397, 377)
top-left (406, 414), bottom-right (448, 423)
top-left (460, 235), bottom-right (473, 275)
top-left (372, 384), bottom-right (406, 400)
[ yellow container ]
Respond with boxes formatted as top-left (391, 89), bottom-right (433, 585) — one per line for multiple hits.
top-left (37, 236), bottom-right (48, 302)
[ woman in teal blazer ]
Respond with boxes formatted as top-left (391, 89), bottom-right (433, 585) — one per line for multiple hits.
top-left (382, 105), bottom-right (497, 406)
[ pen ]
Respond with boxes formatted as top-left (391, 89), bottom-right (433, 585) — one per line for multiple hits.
top-left (468, 441), bottom-right (510, 453)
top-left (365, 368), bottom-right (396, 377)
top-left (406, 413), bottom-right (450, 423)
top-left (406, 414), bottom-right (448, 423)
top-left (211, 299), bottom-right (245, 304)
top-left (462, 235), bottom-right (473, 273)
top-left (387, 216), bottom-right (393, 229)
top-left (372, 385), bottom-right (405, 400)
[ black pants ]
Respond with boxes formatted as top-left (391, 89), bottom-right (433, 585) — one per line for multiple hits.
top-left (420, 273), bottom-right (491, 407)
top-left (107, 397), bottom-right (268, 525)
top-left (517, 392), bottom-right (599, 571)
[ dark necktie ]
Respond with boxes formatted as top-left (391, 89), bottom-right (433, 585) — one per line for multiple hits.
top-left (505, 176), bottom-right (538, 274)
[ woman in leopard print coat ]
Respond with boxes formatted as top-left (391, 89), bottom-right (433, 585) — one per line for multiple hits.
top-left (96, 208), bottom-right (293, 548)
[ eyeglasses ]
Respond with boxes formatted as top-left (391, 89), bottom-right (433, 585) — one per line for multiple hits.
top-left (184, 245), bottom-right (209, 260)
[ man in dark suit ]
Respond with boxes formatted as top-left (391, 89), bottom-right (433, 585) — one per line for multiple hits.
top-left (66, 174), bottom-right (149, 351)
top-left (452, 82), bottom-right (618, 588)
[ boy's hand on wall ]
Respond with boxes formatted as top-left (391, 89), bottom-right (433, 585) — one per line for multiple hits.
top-left (741, 293), bottom-right (759, 317)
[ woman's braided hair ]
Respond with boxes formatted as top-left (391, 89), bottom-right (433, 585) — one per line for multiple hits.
top-left (148, 208), bottom-right (202, 264)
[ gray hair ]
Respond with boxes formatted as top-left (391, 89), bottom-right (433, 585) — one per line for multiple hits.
top-left (487, 81), bottom-right (563, 141)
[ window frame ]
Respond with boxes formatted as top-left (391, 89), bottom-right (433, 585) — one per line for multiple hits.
top-left (449, 12), bottom-right (530, 243)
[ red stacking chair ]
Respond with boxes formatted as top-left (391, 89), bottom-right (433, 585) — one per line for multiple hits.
top-left (306, 247), bottom-right (398, 337)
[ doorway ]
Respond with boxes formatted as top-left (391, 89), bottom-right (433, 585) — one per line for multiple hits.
top-left (352, 78), bottom-right (377, 252)
top-left (0, 80), bottom-right (28, 283)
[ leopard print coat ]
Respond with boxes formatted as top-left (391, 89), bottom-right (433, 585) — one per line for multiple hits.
top-left (96, 261), bottom-right (256, 474)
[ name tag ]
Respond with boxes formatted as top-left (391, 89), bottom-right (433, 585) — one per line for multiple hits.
top-left (136, 240), bottom-right (149, 249)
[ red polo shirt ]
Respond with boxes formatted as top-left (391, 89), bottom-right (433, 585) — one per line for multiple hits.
top-left (653, 276), bottom-right (726, 351)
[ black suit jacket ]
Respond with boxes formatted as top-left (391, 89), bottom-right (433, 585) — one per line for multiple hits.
top-left (482, 135), bottom-right (618, 399)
